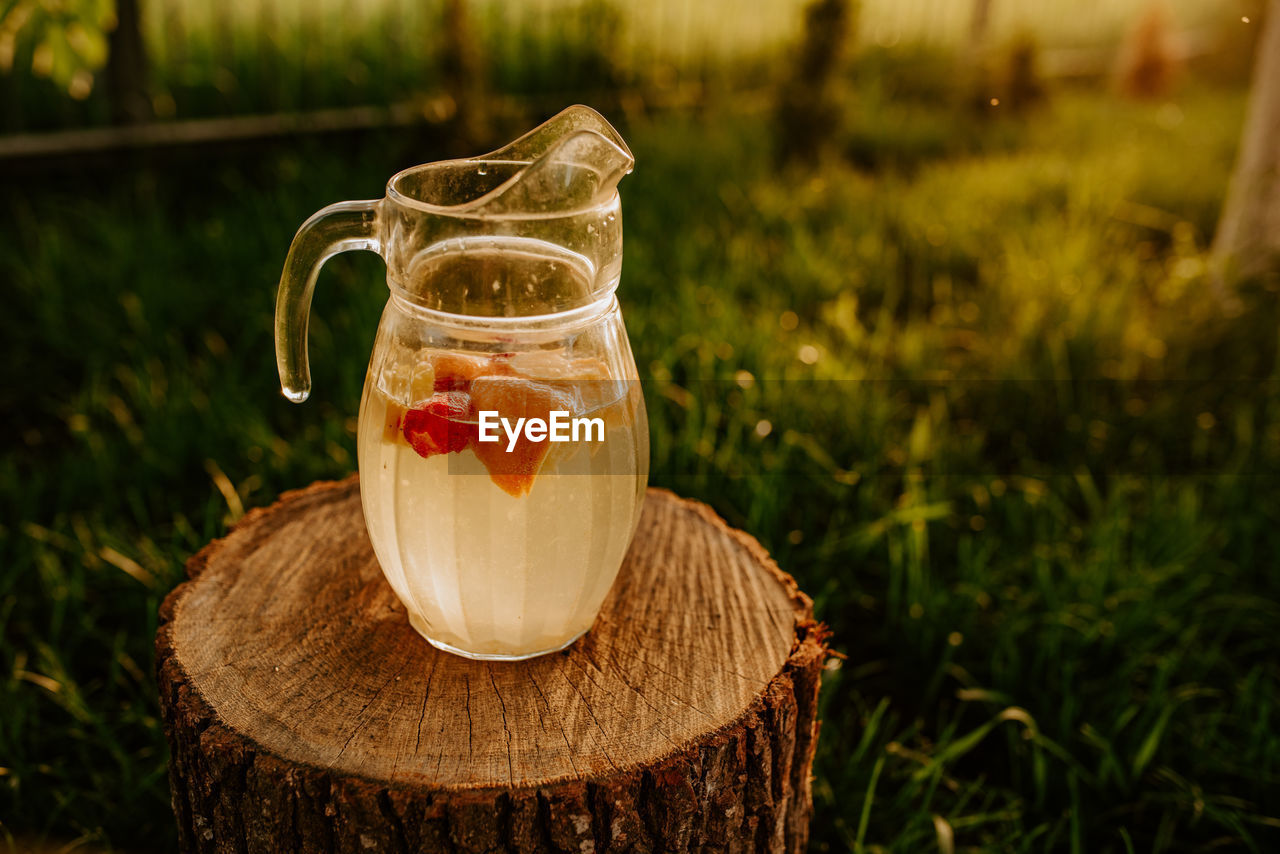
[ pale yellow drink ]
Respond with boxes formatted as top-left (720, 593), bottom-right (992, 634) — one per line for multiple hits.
top-left (356, 351), bottom-right (647, 659)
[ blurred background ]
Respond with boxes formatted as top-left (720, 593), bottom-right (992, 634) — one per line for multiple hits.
top-left (3, 0), bottom-right (1280, 851)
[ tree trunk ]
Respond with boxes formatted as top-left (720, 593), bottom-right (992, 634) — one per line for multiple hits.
top-left (970, 0), bottom-right (993, 48)
top-left (1213, 0), bottom-right (1280, 283)
top-left (156, 477), bottom-right (828, 853)
top-left (773, 0), bottom-right (854, 164)
top-left (106, 0), bottom-right (152, 124)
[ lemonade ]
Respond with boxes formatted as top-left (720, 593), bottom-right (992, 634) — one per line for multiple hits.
top-left (357, 347), bottom-right (648, 659)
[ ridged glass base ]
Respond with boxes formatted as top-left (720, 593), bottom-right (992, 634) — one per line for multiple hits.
top-left (408, 611), bottom-right (589, 661)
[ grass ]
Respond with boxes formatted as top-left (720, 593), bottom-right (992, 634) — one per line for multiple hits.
top-left (2, 81), bottom-right (1280, 852)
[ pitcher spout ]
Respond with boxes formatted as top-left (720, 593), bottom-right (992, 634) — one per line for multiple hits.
top-left (460, 105), bottom-right (635, 216)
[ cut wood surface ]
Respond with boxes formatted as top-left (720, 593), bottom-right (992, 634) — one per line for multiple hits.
top-left (157, 476), bottom-right (827, 853)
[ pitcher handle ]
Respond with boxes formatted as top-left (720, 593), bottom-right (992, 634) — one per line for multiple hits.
top-left (274, 200), bottom-right (381, 402)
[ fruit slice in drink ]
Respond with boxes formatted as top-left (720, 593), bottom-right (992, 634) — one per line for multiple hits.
top-left (469, 375), bottom-right (579, 497)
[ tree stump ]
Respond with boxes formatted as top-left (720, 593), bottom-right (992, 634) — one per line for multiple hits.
top-left (156, 476), bottom-right (827, 853)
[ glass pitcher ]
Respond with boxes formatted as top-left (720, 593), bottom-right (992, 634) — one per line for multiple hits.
top-left (274, 106), bottom-right (649, 661)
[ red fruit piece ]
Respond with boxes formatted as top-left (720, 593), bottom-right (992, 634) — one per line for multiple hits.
top-left (402, 391), bottom-right (473, 458)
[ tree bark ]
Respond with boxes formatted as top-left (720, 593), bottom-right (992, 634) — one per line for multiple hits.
top-left (1213, 0), bottom-right (1280, 283)
top-left (156, 477), bottom-right (828, 853)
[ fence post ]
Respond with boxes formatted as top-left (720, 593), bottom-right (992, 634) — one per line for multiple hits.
top-left (107, 0), bottom-right (152, 124)
top-left (442, 0), bottom-right (488, 150)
